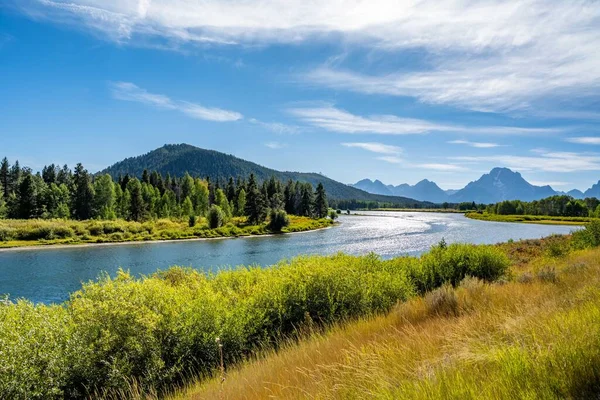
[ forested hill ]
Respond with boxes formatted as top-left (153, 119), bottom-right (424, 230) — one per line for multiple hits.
top-left (102, 144), bottom-right (429, 205)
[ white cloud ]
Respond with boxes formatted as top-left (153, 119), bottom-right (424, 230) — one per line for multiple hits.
top-left (110, 81), bottom-right (242, 121)
top-left (264, 141), bottom-right (286, 149)
top-left (448, 140), bottom-right (503, 148)
top-left (249, 118), bottom-right (302, 134)
top-left (377, 156), bottom-right (402, 164)
top-left (16, 1), bottom-right (600, 114)
top-left (342, 142), bottom-right (402, 155)
top-left (288, 106), bottom-right (561, 135)
top-left (417, 163), bottom-right (468, 172)
top-left (451, 151), bottom-right (600, 173)
top-left (566, 137), bottom-right (600, 145)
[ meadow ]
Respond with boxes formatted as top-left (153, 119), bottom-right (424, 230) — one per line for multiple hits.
top-left (0, 216), bottom-right (332, 249)
top-left (1, 221), bottom-right (598, 399)
top-left (465, 211), bottom-right (597, 225)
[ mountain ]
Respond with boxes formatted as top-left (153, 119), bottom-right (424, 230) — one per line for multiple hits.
top-left (449, 167), bottom-right (557, 203)
top-left (584, 181), bottom-right (600, 198)
top-left (353, 179), bottom-right (393, 196)
top-left (102, 144), bottom-right (429, 205)
top-left (353, 167), bottom-right (579, 204)
top-left (567, 189), bottom-right (585, 199)
top-left (353, 179), bottom-right (449, 202)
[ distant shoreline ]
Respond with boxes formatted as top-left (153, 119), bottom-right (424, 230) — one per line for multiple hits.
top-left (0, 224), bottom-right (335, 253)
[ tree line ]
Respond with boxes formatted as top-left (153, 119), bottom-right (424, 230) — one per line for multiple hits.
top-left (0, 158), bottom-right (329, 225)
top-left (484, 195), bottom-right (600, 217)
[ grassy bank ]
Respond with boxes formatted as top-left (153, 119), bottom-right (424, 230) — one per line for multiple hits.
top-left (0, 216), bottom-right (333, 249)
top-left (465, 212), bottom-right (596, 225)
top-left (178, 244), bottom-right (600, 399)
top-left (0, 244), bottom-right (509, 398)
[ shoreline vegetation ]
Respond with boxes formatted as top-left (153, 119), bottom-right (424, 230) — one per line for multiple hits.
top-left (2, 222), bottom-right (599, 399)
top-left (0, 216), bottom-right (334, 250)
top-left (465, 212), bottom-right (596, 225)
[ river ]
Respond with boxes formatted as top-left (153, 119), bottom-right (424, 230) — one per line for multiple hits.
top-left (0, 212), bottom-right (580, 304)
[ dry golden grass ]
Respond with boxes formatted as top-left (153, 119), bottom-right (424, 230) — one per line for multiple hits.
top-left (171, 248), bottom-right (600, 400)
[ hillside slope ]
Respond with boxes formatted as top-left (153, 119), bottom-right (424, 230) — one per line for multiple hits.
top-left (102, 144), bottom-right (427, 204)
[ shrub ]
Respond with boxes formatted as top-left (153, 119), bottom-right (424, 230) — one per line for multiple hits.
top-left (412, 243), bottom-right (509, 293)
top-left (537, 267), bottom-right (558, 283)
top-left (268, 209), bottom-right (290, 232)
top-left (207, 205), bottom-right (224, 229)
top-left (0, 226), bottom-right (15, 241)
top-left (425, 284), bottom-right (459, 317)
top-left (188, 215), bottom-right (197, 228)
top-left (329, 210), bottom-right (338, 221)
top-left (572, 220), bottom-right (600, 249)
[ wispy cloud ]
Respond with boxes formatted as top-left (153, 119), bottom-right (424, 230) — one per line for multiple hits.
top-left (417, 163), bottom-right (468, 172)
top-left (451, 151), bottom-right (600, 173)
top-left (249, 118), bottom-right (302, 135)
top-left (566, 137), bottom-right (600, 145)
top-left (264, 141), bottom-right (286, 149)
top-left (289, 106), bottom-right (561, 136)
top-left (377, 156), bottom-right (402, 164)
top-left (448, 140), bottom-right (503, 148)
top-left (110, 81), bottom-right (242, 122)
top-left (342, 142), bottom-right (402, 155)
top-left (14, 1), bottom-right (600, 115)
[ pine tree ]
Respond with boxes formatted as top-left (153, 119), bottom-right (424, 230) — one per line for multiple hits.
top-left (0, 158), bottom-right (10, 198)
top-left (42, 164), bottom-right (57, 184)
top-left (284, 180), bottom-right (296, 214)
top-left (142, 169), bottom-right (150, 184)
top-left (128, 179), bottom-right (145, 221)
top-left (314, 183), bottom-right (328, 219)
top-left (226, 177), bottom-right (236, 202)
top-left (72, 163), bottom-right (94, 220)
top-left (299, 183), bottom-right (315, 217)
top-left (9, 160), bottom-right (21, 195)
top-left (0, 181), bottom-right (6, 218)
top-left (17, 173), bottom-right (37, 219)
top-left (245, 174), bottom-right (266, 224)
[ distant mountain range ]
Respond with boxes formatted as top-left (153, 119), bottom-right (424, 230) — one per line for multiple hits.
top-left (102, 144), bottom-right (431, 206)
top-left (354, 167), bottom-right (600, 204)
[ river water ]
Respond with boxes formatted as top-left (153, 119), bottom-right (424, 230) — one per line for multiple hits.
top-left (0, 212), bottom-right (579, 304)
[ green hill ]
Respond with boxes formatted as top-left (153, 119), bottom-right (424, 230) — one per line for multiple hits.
top-left (102, 144), bottom-right (428, 204)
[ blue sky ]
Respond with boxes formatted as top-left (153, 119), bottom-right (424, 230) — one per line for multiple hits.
top-left (1, 1), bottom-right (600, 191)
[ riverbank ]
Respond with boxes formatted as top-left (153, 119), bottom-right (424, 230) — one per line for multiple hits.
top-left (0, 216), bottom-right (334, 250)
top-left (2, 222), bottom-right (598, 399)
top-left (465, 212), bottom-right (595, 225)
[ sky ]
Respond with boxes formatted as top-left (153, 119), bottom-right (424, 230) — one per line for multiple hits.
top-left (1, 1), bottom-right (600, 191)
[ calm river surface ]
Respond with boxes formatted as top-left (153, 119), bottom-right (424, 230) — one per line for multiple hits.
top-left (0, 212), bottom-right (580, 304)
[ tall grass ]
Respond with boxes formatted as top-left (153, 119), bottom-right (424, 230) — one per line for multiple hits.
top-left (176, 247), bottom-right (600, 400)
top-left (0, 243), bottom-right (508, 399)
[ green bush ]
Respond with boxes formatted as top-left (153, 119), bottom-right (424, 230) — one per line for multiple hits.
top-left (207, 205), bottom-right (224, 229)
top-left (572, 220), bottom-right (600, 249)
top-left (188, 215), bottom-right (197, 228)
top-left (0, 244), bottom-right (514, 398)
top-left (0, 226), bottom-right (15, 241)
top-left (409, 243), bottom-right (509, 293)
top-left (268, 209), bottom-right (290, 232)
